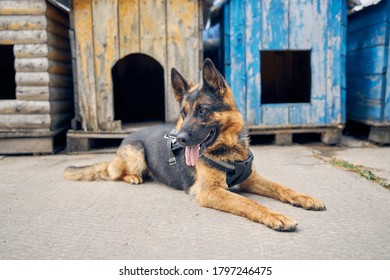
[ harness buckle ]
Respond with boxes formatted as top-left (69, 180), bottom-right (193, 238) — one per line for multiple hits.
top-left (165, 129), bottom-right (180, 165)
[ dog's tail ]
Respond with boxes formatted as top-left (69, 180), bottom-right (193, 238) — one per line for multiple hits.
top-left (63, 162), bottom-right (111, 181)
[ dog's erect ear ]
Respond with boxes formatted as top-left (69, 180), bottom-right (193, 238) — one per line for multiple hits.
top-left (202, 58), bottom-right (226, 93)
top-left (171, 67), bottom-right (189, 103)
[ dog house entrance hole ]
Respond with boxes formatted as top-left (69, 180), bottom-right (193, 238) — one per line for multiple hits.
top-left (261, 50), bottom-right (311, 104)
top-left (112, 53), bottom-right (165, 124)
top-left (0, 45), bottom-right (16, 100)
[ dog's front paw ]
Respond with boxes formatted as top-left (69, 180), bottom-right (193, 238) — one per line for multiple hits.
top-left (263, 212), bottom-right (298, 232)
top-left (122, 174), bottom-right (143, 184)
top-left (290, 195), bottom-right (326, 211)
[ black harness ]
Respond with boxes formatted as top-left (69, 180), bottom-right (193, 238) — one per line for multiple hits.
top-left (165, 129), bottom-right (253, 188)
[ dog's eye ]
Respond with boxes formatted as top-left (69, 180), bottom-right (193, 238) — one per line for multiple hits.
top-left (198, 107), bottom-right (208, 115)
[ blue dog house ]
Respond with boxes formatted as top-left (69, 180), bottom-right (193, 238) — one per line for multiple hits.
top-left (223, 0), bottom-right (346, 144)
top-left (347, 0), bottom-right (390, 144)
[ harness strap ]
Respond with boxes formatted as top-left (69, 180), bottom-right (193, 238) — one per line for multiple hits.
top-left (202, 150), bottom-right (254, 187)
top-left (165, 129), bottom-right (181, 165)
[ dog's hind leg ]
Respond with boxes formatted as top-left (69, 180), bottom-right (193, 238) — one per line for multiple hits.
top-left (239, 170), bottom-right (326, 211)
top-left (110, 144), bottom-right (147, 184)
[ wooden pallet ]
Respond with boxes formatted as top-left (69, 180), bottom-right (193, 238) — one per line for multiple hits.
top-left (345, 121), bottom-right (390, 145)
top-left (248, 125), bottom-right (343, 145)
top-left (66, 122), bottom-right (163, 153)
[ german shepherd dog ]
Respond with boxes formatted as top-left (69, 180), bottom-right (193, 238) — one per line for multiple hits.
top-left (64, 59), bottom-right (325, 231)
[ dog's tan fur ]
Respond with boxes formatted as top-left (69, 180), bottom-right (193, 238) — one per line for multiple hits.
top-left (64, 145), bottom-right (147, 185)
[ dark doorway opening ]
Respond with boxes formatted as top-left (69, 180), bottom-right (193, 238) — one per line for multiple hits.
top-left (0, 45), bottom-right (16, 100)
top-left (112, 53), bottom-right (165, 124)
top-left (261, 50), bottom-right (311, 104)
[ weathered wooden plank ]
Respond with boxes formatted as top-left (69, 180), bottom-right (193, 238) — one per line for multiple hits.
top-left (245, 0), bottom-right (261, 125)
top-left (0, 15), bottom-right (46, 30)
top-left (46, 18), bottom-right (70, 38)
top-left (326, 0), bottom-right (345, 124)
top-left (311, 99), bottom-right (326, 125)
top-left (16, 86), bottom-right (72, 101)
top-left (288, 0), bottom-right (313, 49)
top-left (229, 0), bottom-right (246, 117)
top-left (347, 22), bottom-right (388, 52)
top-left (166, 0), bottom-right (200, 122)
top-left (69, 28), bottom-right (81, 127)
top-left (304, 1), bottom-right (327, 125)
top-left (0, 114), bottom-right (51, 129)
top-left (347, 46), bottom-right (388, 75)
top-left (15, 57), bottom-right (72, 74)
top-left (118, 0), bottom-right (140, 58)
top-left (92, 0), bottom-right (120, 130)
top-left (16, 72), bottom-right (72, 87)
top-left (73, 0), bottom-right (98, 131)
top-left (289, 104), bottom-right (313, 125)
top-left (261, 104), bottom-right (289, 126)
top-left (261, 0), bottom-right (289, 49)
top-left (46, 32), bottom-right (70, 51)
top-left (248, 125), bottom-right (342, 134)
top-left (14, 44), bottom-right (71, 62)
top-left (0, 137), bottom-right (55, 154)
top-left (347, 74), bottom-right (385, 101)
top-left (310, 0), bottom-right (327, 101)
top-left (0, 100), bottom-right (49, 114)
top-left (347, 98), bottom-right (383, 122)
top-left (139, 0), bottom-right (166, 67)
top-left (0, 30), bottom-right (69, 50)
top-left (0, 100), bottom-right (72, 114)
top-left (0, 30), bottom-right (46, 44)
top-left (14, 44), bottom-right (47, 58)
top-left (0, 128), bottom-right (52, 137)
top-left (0, 1), bottom-right (46, 15)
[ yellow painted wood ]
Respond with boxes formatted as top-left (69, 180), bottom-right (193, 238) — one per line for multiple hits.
top-left (92, 0), bottom-right (120, 130)
top-left (73, 0), bottom-right (98, 131)
top-left (166, 0), bottom-right (201, 121)
top-left (139, 0), bottom-right (166, 66)
top-left (118, 0), bottom-right (140, 58)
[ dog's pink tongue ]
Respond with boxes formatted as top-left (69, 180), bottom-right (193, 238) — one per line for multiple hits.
top-left (185, 145), bottom-right (200, 166)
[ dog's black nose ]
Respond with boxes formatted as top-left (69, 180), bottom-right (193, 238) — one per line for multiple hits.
top-left (177, 131), bottom-right (190, 146)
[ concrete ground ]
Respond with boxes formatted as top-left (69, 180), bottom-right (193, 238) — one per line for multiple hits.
top-left (0, 138), bottom-right (389, 260)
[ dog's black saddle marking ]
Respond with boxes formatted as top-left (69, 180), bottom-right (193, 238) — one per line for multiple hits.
top-left (164, 129), bottom-right (253, 188)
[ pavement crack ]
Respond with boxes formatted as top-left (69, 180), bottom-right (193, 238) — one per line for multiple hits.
top-left (311, 150), bottom-right (390, 190)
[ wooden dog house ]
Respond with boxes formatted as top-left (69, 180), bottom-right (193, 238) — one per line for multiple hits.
top-left (347, 0), bottom-right (390, 144)
top-left (223, 0), bottom-right (347, 145)
top-left (0, 0), bottom-right (73, 154)
top-left (67, 0), bottom-right (202, 152)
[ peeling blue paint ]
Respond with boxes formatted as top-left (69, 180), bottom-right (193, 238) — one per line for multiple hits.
top-left (347, 0), bottom-right (390, 124)
top-left (224, 0), bottom-right (346, 127)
